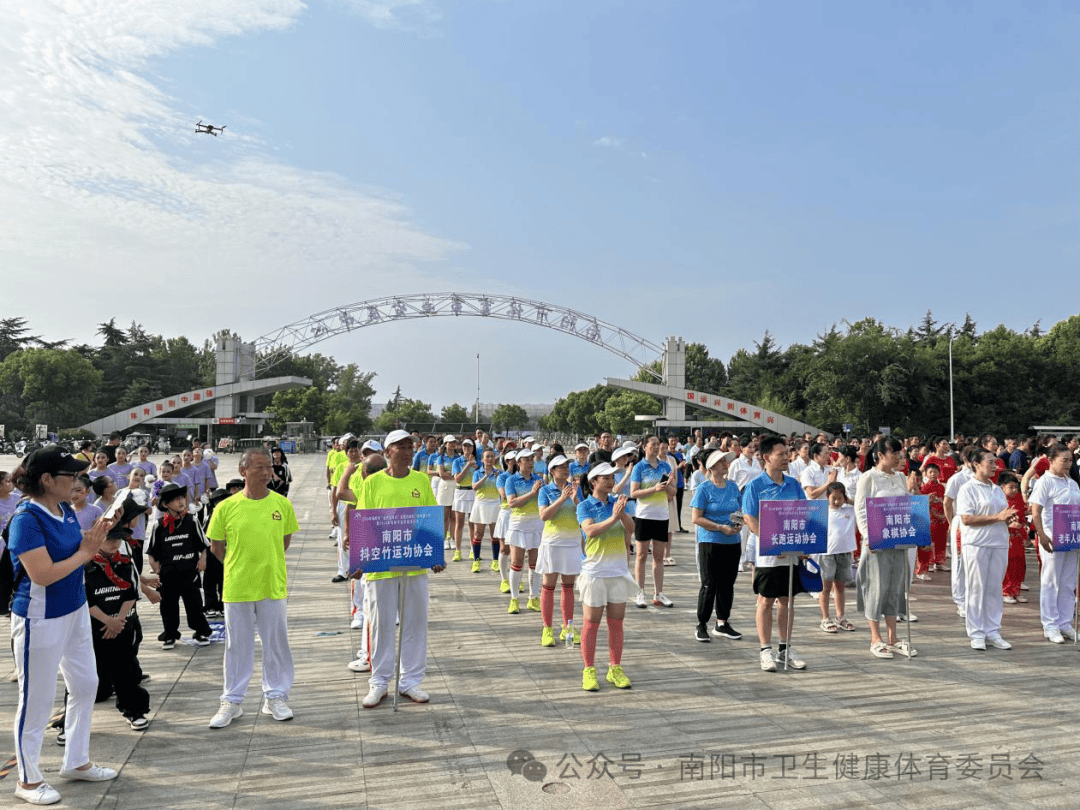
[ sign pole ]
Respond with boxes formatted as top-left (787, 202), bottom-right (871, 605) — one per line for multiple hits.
top-left (390, 567), bottom-right (419, 712)
top-left (785, 557), bottom-right (794, 672)
top-left (1074, 562), bottom-right (1079, 648)
top-left (902, 546), bottom-right (913, 660)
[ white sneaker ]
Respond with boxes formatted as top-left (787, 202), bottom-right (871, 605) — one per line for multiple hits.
top-left (399, 685), bottom-right (430, 703)
top-left (915, 573), bottom-right (931, 581)
top-left (970, 637), bottom-right (986, 650)
top-left (635, 590), bottom-right (647, 608)
top-left (652, 592), bottom-right (674, 608)
top-left (362, 685), bottom-right (388, 708)
top-left (347, 658), bottom-right (371, 672)
top-left (987, 637), bottom-right (1012, 650)
top-left (955, 606), bottom-right (966, 618)
top-left (1019, 582), bottom-right (1030, 591)
top-left (1003, 595), bottom-right (1017, 604)
top-left (261, 697), bottom-right (294, 721)
top-left (208, 700), bottom-right (244, 728)
top-left (1060, 626), bottom-right (1078, 641)
top-left (58, 764), bottom-right (117, 782)
top-left (1045, 628), bottom-right (1066, 644)
top-left (350, 615), bottom-right (363, 629)
top-left (759, 647), bottom-right (777, 672)
top-left (14, 783), bottom-right (61, 805)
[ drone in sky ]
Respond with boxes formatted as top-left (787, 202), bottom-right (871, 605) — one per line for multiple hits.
top-left (195, 120), bottom-right (225, 136)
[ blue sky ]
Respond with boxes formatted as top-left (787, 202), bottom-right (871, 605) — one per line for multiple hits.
top-left (3, 0), bottom-right (1076, 413)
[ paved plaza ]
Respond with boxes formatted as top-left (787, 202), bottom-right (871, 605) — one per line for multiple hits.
top-left (1, 453), bottom-right (1078, 809)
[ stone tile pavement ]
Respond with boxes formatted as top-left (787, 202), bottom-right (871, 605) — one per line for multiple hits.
top-left (1, 453), bottom-right (1078, 808)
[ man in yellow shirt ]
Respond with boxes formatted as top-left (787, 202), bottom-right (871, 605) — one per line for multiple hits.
top-left (206, 448), bottom-right (299, 728)
top-left (355, 430), bottom-right (444, 708)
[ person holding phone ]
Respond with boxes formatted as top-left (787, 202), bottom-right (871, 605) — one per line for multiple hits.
top-left (9, 447), bottom-right (119, 806)
top-left (630, 436), bottom-right (676, 607)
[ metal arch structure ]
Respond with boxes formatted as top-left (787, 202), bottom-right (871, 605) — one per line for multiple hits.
top-left (254, 293), bottom-right (664, 381)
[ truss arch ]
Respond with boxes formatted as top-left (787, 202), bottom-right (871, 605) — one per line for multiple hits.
top-left (254, 292), bottom-right (664, 380)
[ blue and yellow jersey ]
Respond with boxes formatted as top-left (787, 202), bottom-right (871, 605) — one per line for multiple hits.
top-left (505, 473), bottom-right (543, 519)
top-left (630, 459), bottom-right (672, 519)
top-left (426, 453), bottom-right (442, 477)
top-left (452, 455), bottom-right (476, 489)
top-left (538, 483), bottom-right (580, 545)
top-left (496, 470), bottom-right (512, 509)
top-left (472, 468), bottom-right (501, 500)
top-left (576, 495), bottom-right (630, 576)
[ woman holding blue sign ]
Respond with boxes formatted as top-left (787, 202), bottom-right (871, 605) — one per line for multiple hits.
top-left (854, 437), bottom-right (919, 659)
top-left (1030, 445), bottom-right (1080, 645)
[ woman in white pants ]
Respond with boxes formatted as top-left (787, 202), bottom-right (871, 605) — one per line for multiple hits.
top-left (9, 448), bottom-right (117, 806)
top-left (1030, 445), bottom-right (1080, 644)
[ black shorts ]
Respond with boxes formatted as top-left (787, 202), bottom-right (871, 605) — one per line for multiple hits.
top-left (753, 565), bottom-right (805, 599)
top-left (634, 517), bottom-right (669, 544)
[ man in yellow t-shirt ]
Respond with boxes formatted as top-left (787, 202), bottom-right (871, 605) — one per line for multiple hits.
top-left (355, 430), bottom-right (443, 709)
top-left (206, 448), bottom-right (299, 729)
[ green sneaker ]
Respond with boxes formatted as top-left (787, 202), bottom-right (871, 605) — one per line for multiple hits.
top-left (541, 626), bottom-right (556, 647)
top-left (606, 665), bottom-right (631, 689)
top-left (507, 598), bottom-right (520, 615)
top-left (526, 597), bottom-right (541, 612)
top-left (471, 560), bottom-right (481, 573)
top-left (452, 550), bottom-right (462, 562)
top-left (582, 666), bottom-right (600, 692)
top-left (559, 625), bottom-right (581, 643)
top-left (499, 579), bottom-right (510, 594)
top-left (490, 560), bottom-right (500, 572)
top-left (519, 582), bottom-right (525, 593)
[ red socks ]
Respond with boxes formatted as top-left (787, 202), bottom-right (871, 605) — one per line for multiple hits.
top-left (607, 617), bottom-right (624, 665)
top-left (561, 584), bottom-right (575, 626)
top-left (581, 620), bottom-right (600, 667)
top-left (541, 585), bottom-right (555, 626)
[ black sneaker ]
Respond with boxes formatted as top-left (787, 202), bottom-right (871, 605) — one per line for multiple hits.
top-left (331, 575), bottom-right (347, 583)
top-left (695, 624), bottom-right (711, 642)
top-left (162, 639), bottom-right (176, 650)
top-left (193, 635), bottom-right (211, 647)
top-left (712, 622), bottom-right (742, 640)
top-left (56, 730), bottom-right (66, 747)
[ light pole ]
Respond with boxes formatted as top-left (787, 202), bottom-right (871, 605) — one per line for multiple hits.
top-left (475, 353), bottom-right (480, 424)
top-left (948, 328), bottom-right (956, 443)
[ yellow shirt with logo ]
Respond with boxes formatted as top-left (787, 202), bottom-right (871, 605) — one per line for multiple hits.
top-left (326, 449), bottom-right (345, 474)
top-left (206, 491), bottom-right (299, 602)
top-left (357, 469), bottom-right (439, 580)
top-left (332, 460), bottom-right (364, 503)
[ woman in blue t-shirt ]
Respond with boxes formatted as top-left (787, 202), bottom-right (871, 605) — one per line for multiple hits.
top-left (691, 450), bottom-right (745, 643)
top-left (8, 447), bottom-right (117, 805)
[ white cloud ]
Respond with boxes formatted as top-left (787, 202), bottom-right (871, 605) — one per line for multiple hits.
top-left (334, 0), bottom-right (441, 30)
top-left (0, 0), bottom-right (463, 343)
top-left (592, 136), bottom-right (624, 148)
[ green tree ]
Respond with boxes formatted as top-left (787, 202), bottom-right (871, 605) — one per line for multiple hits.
top-left (373, 398), bottom-right (436, 433)
top-left (635, 342), bottom-right (728, 394)
top-left (268, 387), bottom-right (328, 435)
top-left (601, 391), bottom-right (663, 435)
top-left (97, 318), bottom-right (128, 347)
top-left (0, 317), bottom-right (41, 362)
top-left (441, 403), bottom-right (469, 423)
top-left (0, 349), bottom-right (102, 433)
top-left (325, 365), bottom-right (376, 435)
top-left (491, 404), bottom-right (529, 432)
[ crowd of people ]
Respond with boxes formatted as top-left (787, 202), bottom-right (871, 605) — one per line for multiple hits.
top-left (320, 425), bottom-right (1079, 695)
top-left (0, 439), bottom-right (297, 806)
top-left (2, 422), bottom-right (1078, 805)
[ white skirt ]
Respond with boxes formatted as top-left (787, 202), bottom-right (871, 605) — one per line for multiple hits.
top-left (535, 543), bottom-right (583, 577)
top-left (470, 499), bottom-right (501, 525)
top-left (429, 476), bottom-right (439, 495)
top-left (436, 479), bottom-right (455, 507)
top-left (507, 524), bottom-right (543, 550)
top-left (452, 488), bottom-right (475, 514)
top-left (494, 508), bottom-right (511, 539)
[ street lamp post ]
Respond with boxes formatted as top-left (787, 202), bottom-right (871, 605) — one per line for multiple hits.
top-left (948, 329), bottom-right (956, 443)
top-left (475, 353), bottom-right (480, 424)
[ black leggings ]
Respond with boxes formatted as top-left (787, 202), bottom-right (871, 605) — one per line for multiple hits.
top-left (675, 488), bottom-right (685, 527)
top-left (696, 543), bottom-right (741, 625)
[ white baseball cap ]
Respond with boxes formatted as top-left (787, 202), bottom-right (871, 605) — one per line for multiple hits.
top-left (361, 440), bottom-right (383, 453)
top-left (522, 436), bottom-right (534, 444)
top-left (622, 441), bottom-right (637, 448)
top-left (574, 443), bottom-right (589, 451)
top-left (462, 438), bottom-right (475, 445)
top-left (547, 455), bottom-right (569, 469)
top-left (611, 446), bottom-right (636, 464)
top-left (587, 463), bottom-right (617, 480)
top-left (384, 430), bottom-right (412, 447)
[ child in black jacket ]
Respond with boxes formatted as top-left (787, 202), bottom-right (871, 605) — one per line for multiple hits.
top-left (145, 483), bottom-right (212, 649)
